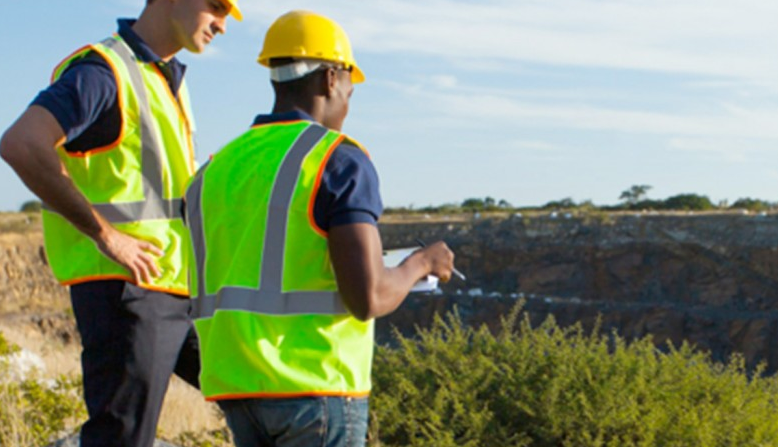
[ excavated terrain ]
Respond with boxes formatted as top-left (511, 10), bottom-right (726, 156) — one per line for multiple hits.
top-left (4, 211), bottom-right (778, 372)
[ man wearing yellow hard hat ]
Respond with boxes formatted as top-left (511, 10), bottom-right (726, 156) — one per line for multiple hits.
top-left (184, 10), bottom-right (454, 447)
top-left (0, 1), bottom-right (241, 446)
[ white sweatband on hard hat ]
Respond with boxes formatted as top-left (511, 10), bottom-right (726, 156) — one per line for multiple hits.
top-left (269, 60), bottom-right (324, 82)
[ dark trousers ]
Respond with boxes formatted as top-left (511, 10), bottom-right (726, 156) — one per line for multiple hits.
top-left (70, 280), bottom-right (200, 447)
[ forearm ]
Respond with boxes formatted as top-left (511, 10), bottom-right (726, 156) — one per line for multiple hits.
top-left (367, 250), bottom-right (435, 318)
top-left (329, 223), bottom-right (452, 321)
top-left (0, 106), bottom-right (107, 240)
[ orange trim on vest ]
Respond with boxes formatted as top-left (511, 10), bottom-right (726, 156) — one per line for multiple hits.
top-left (249, 119), bottom-right (310, 130)
top-left (205, 390), bottom-right (371, 402)
top-left (61, 274), bottom-right (189, 297)
top-left (57, 44), bottom-right (126, 157)
top-left (308, 134), bottom-right (344, 238)
top-left (50, 44), bottom-right (92, 84)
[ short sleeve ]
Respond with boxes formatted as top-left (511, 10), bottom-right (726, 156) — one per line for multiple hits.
top-left (30, 53), bottom-right (118, 146)
top-left (313, 142), bottom-right (383, 231)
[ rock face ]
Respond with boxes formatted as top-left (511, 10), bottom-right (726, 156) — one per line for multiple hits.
top-left (0, 230), bottom-right (66, 312)
top-left (378, 213), bottom-right (778, 372)
top-left (0, 225), bottom-right (74, 345)
top-left (4, 213), bottom-right (778, 373)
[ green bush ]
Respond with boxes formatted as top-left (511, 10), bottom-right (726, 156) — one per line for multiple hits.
top-left (660, 194), bottom-right (715, 211)
top-left (19, 200), bottom-right (43, 213)
top-left (730, 198), bottom-right (772, 212)
top-left (0, 332), bottom-right (85, 446)
top-left (371, 305), bottom-right (778, 447)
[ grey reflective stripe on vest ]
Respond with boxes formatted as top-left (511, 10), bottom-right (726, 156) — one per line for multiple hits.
top-left (185, 163), bottom-right (208, 306)
top-left (45, 37), bottom-right (184, 224)
top-left (195, 287), bottom-right (345, 317)
top-left (188, 124), bottom-right (346, 318)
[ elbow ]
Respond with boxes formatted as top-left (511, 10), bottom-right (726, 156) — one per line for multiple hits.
top-left (0, 133), bottom-right (13, 164)
top-left (0, 131), bottom-right (24, 168)
top-left (343, 290), bottom-right (382, 322)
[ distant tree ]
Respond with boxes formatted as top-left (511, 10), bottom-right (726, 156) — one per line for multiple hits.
top-left (619, 185), bottom-right (652, 206)
top-left (461, 198), bottom-right (485, 210)
top-left (730, 198), bottom-right (771, 212)
top-left (498, 199), bottom-right (512, 209)
top-left (20, 200), bottom-right (42, 213)
top-left (484, 196), bottom-right (496, 209)
top-left (542, 197), bottom-right (575, 210)
top-left (662, 193), bottom-right (714, 211)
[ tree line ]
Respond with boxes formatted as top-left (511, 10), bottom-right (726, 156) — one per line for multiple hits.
top-left (384, 184), bottom-right (777, 214)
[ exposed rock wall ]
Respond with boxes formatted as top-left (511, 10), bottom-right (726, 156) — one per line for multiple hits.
top-left (4, 213), bottom-right (778, 372)
top-left (378, 213), bottom-right (778, 372)
top-left (379, 214), bottom-right (778, 311)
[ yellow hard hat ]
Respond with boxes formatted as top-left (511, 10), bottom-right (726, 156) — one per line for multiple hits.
top-left (258, 10), bottom-right (365, 84)
top-left (222, 0), bottom-right (243, 21)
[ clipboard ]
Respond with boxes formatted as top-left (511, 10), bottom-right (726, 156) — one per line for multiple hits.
top-left (382, 247), bottom-right (440, 293)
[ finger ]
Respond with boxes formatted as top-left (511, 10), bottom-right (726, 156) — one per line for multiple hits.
top-left (136, 259), bottom-right (158, 284)
top-left (140, 241), bottom-right (164, 257)
top-left (138, 253), bottom-right (162, 278)
top-left (128, 264), bottom-right (143, 285)
top-left (138, 265), bottom-right (151, 284)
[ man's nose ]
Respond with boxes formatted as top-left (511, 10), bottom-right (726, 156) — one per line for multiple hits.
top-left (213, 16), bottom-right (227, 35)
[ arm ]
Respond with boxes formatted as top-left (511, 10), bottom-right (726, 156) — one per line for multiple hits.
top-left (0, 106), bottom-right (163, 283)
top-left (328, 222), bottom-right (454, 321)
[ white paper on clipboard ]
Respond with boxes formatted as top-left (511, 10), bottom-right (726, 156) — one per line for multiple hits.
top-left (382, 247), bottom-right (439, 292)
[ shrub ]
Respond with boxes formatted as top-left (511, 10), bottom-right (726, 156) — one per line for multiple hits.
top-left (661, 194), bottom-right (714, 211)
top-left (0, 332), bottom-right (85, 446)
top-left (731, 198), bottom-right (772, 212)
top-left (370, 304), bottom-right (778, 447)
top-left (19, 200), bottom-right (42, 213)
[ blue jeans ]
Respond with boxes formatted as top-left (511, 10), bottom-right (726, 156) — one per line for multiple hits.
top-left (218, 396), bottom-right (369, 447)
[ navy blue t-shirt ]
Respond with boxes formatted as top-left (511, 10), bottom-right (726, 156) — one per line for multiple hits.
top-left (251, 111), bottom-right (383, 230)
top-left (31, 19), bottom-right (185, 152)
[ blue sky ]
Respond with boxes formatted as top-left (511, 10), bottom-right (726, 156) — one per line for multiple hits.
top-left (1, 0), bottom-right (777, 211)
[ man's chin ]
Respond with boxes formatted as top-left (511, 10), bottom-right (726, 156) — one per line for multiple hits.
top-left (186, 43), bottom-right (207, 54)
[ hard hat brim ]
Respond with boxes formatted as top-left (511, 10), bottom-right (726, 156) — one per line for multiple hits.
top-left (351, 65), bottom-right (365, 84)
top-left (226, 1), bottom-right (243, 21)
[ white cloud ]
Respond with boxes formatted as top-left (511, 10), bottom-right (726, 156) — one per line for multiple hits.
top-left (243, 0), bottom-right (778, 90)
top-left (429, 75), bottom-right (458, 89)
top-left (381, 80), bottom-right (778, 140)
top-left (669, 137), bottom-right (751, 162)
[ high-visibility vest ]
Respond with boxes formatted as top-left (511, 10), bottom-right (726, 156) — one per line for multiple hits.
top-left (186, 120), bottom-right (374, 400)
top-left (42, 35), bottom-right (196, 295)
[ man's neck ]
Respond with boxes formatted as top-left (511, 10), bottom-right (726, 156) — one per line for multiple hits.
top-left (132, 7), bottom-right (182, 62)
top-left (272, 100), bottom-right (322, 125)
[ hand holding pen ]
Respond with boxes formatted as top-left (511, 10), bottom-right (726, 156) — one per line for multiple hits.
top-left (416, 238), bottom-right (466, 282)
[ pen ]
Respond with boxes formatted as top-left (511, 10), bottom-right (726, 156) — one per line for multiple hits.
top-left (415, 238), bottom-right (467, 282)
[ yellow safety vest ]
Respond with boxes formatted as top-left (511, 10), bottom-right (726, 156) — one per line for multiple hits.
top-left (42, 34), bottom-right (196, 295)
top-left (186, 120), bottom-right (374, 400)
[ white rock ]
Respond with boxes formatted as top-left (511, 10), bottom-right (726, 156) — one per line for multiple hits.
top-left (1, 348), bottom-right (46, 383)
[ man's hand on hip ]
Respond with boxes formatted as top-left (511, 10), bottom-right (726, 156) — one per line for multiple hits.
top-left (96, 226), bottom-right (164, 284)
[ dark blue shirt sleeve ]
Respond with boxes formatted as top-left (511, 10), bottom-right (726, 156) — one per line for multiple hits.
top-left (30, 53), bottom-right (118, 145)
top-left (314, 142), bottom-right (383, 231)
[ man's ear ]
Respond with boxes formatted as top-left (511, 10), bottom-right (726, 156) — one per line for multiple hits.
top-left (323, 67), bottom-right (338, 99)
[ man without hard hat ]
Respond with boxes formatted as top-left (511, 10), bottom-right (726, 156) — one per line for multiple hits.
top-left (184, 10), bottom-right (455, 447)
top-left (0, 1), bottom-right (241, 446)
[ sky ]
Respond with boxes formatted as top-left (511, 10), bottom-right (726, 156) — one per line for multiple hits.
top-left (1, 0), bottom-right (777, 211)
